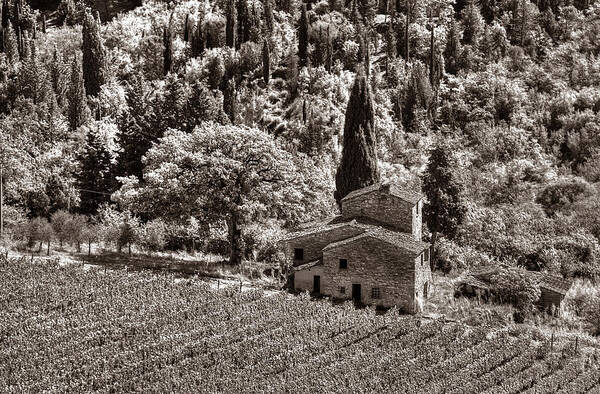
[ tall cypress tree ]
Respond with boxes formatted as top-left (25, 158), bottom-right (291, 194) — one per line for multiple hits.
top-left (3, 22), bottom-right (18, 64)
top-left (116, 73), bottom-right (155, 180)
top-left (226, 0), bottom-right (236, 48)
top-left (67, 55), bottom-right (90, 131)
top-left (262, 38), bottom-right (270, 85)
top-left (402, 62), bottom-right (433, 133)
top-left (298, 3), bottom-right (309, 67)
top-left (183, 13), bottom-right (190, 42)
top-left (19, 37), bottom-right (45, 104)
top-left (236, 0), bottom-right (250, 48)
top-left (191, 18), bottom-right (204, 57)
top-left (82, 9), bottom-right (106, 97)
top-left (325, 25), bottom-right (333, 72)
top-left (163, 26), bottom-right (172, 75)
top-left (76, 127), bottom-right (114, 215)
top-left (461, 2), bottom-right (483, 45)
top-left (223, 78), bottom-right (236, 124)
top-left (264, 0), bottom-right (274, 32)
top-left (50, 45), bottom-right (65, 106)
top-left (444, 20), bottom-right (461, 75)
top-left (1, 0), bottom-right (9, 29)
top-left (334, 74), bottom-right (379, 205)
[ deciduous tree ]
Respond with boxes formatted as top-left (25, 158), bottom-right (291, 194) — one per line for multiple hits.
top-left (115, 124), bottom-right (327, 265)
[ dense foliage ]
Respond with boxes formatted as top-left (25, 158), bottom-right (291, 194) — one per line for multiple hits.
top-left (1, 257), bottom-right (599, 392)
top-left (0, 0), bottom-right (598, 281)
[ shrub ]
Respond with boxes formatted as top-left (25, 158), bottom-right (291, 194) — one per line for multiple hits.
top-left (488, 268), bottom-right (541, 317)
top-left (138, 219), bottom-right (167, 252)
top-left (1, 204), bottom-right (26, 238)
top-left (243, 221), bottom-right (286, 264)
top-left (536, 178), bottom-right (594, 217)
top-left (565, 281), bottom-right (600, 335)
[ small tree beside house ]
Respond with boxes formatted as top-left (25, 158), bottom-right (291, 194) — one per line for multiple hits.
top-left (422, 142), bottom-right (466, 269)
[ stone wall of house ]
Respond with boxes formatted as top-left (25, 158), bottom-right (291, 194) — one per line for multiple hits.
top-left (414, 252), bottom-right (433, 301)
top-left (285, 225), bottom-right (365, 266)
top-left (294, 265), bottom-right (325, 292)
top-left (412, 201), bottom-right (423, 240)
top-left (341, 191), bottom-right (421, 239)
top-left (320, 236), bottom-right (418, 312)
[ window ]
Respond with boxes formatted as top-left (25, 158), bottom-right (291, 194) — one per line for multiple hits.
top-left (294, 248), bottom-right (304, 261)
top-left (420, 254), bottom-right (424, 266)
top-left (424, 248), bottom-right (430, 262)
top-left (340, 286), bottom-right (346, 294)
top-left (339, 259), bottom-right (348, 269)
top-left (371, 287), bottom-right (381, 299)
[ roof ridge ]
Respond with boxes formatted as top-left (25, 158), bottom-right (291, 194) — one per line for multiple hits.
top-left (340, 182), bottom-right (423, 204)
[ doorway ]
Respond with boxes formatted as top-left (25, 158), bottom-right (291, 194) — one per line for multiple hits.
top-left (352, 283), bottom-right (361, 303)
top-left (313, 275), bottom-right (320, 294)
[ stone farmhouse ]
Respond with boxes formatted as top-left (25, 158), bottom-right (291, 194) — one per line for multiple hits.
top-left (281, 183), bottom-right (432, 313)
top-left (456, 267), bottom-right (573, 312)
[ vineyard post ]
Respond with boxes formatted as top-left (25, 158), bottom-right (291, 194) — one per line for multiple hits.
top-left (217, 279), bottom-right (220, 290)
top-left (551, 332), bottom-right (554, 351)
top-left (0, 164), bottom-right (3, 241)
top-left (575, 336), bottom-right (578, 352)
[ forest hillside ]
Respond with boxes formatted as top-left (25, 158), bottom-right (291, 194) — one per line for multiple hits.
top-left (0, 0), bottom-right (600, 324)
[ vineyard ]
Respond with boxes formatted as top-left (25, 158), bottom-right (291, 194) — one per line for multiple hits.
top-left (1, 256), bottom-right (599, 393)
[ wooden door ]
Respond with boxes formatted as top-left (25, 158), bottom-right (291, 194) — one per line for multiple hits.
top-left (352, 283), bottom-right (361, 303)
top-left (313, 275), bottom-right (320, 294)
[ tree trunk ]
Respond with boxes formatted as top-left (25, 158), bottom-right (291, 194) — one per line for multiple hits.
top-left (46, 240), bottom-right (50, 256)
top-left (404, 0), bottom-right (411, 63)
top-left (228, 213), bottom-right (242, 265)
top-left (88, 241), bottom-right (91, 256)
top-left (128, 243), bottom-right (131, 256)
top-left (0, 165), bottom-right (3, 241)
top-left (38, 241), bottom-right (43, 253)
top-left (77, 242), bottom-right (81, 252)
top-left (60, 238), bottom-right (63, 248)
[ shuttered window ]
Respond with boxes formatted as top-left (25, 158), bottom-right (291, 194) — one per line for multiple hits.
top-left (371, 287), bottom-right (381, 299)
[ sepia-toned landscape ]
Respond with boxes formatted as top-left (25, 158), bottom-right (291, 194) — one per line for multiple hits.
top-left (1, 0), bottom-right (600, 391)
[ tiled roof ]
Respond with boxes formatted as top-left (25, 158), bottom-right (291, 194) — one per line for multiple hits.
top-left (280, 218), bottom-right (373, 242)
top-left (294, 259), bottom-right (323, 271)
top-left (323, 227), bottom-right (429, 255)
top-left (341, 182), bottom-right (423, 205)
top-left (529, 271), bottom-right (573, 295)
